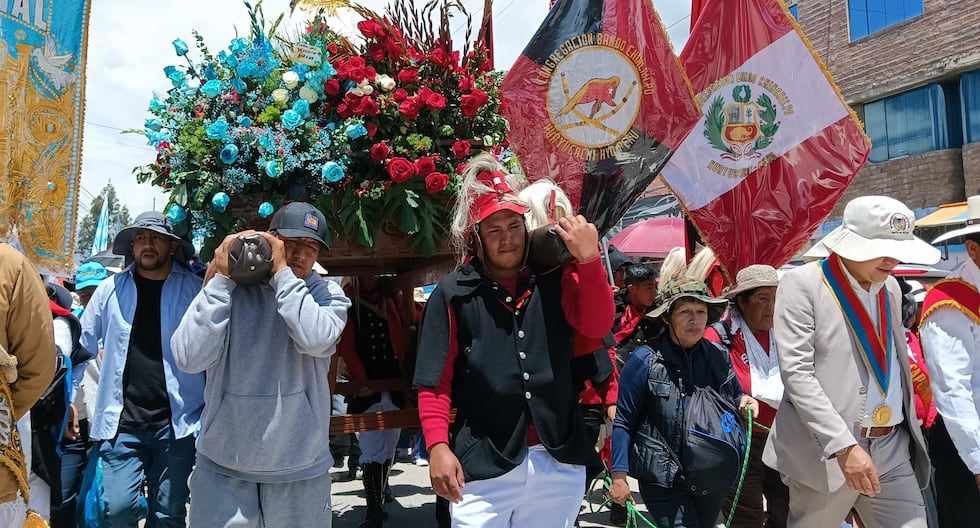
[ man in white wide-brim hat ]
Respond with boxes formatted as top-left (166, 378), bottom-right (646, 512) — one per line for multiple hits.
top-left (763, 196), bottom-right (937, 528)
top-left (918, 194), bottom-right (980, 525)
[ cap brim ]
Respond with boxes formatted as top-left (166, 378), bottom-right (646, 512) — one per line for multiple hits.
top-left (647, 294), bottom-right (728, 320)
top-left (112, 225), bottom-right (182, 255)
top-left (477, 202), bottom-right (530, 224)
top-left (75, 279), bottom-right (103, 290)
top-left (818, 227), bottom-right (941, 265)
top-left (722, 280), bottom-right (780, 299)
top-left (273, 228), bottom-right (327, 247)
top-left (932, 224), bottom-right (980, 244)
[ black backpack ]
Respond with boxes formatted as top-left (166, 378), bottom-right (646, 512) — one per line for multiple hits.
top-left (683, 386), bottom-right (747, 494)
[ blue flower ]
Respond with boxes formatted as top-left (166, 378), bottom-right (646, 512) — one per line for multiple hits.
top-left (222, 52), bottom-right (239, 68)
top-left (166, 204), bottom-right (187, 224)
top-left (292, 99), bottom-right (310, 119)
top-left (179, 80), bottom-right (199, 97)
top-left (238, 116), bottom-right (253, 127)
top-left (230, 77), bottom-right (247, 95)
top-left (220, 144), bottom-right (239, 164)
top-left (229, 38), bottom-right (249, 54)
top-left (144, 119), bottom-right (163, 132)
top-left (202, 80), bottom-right (224, 98)
top-left (206, 118), bottom-right (229, 140)
top-left (345, 123), bottom-right (368, 140)
top-left (321, 62), bottom-right (337, 78)
top-left (172, 39), bottom-right (189, 56)
top-left (163, 65), bottom-right (177, 77)
top-left (145, 130), bottom-right (171, 147)
top-left (320, 161), bottom-right (345, 183)
top-left (281, 109), bottom-right (303, 130)
top-left (291, 64), bottom-right (309, 81)
top-left (342, 80), bottom-right (357, 93)
top-left (237, 62), bottom-right (256, 78)
top-left (149, 95), bottom-right (167, 111)
top-left (204, 64), bottom-right (217, 80)
top-left (265, 160), bottom-right (284, 178)
top-left (211, 192), bottom-right (230, 213)
top-left (326, 122), bottom-right (337, 131)
top-left (168, 69), bottom-right (186, 87)
top-left (258, 202), bottom-right (275, 218)
top-left (258, 133), bottom-right (276, 152)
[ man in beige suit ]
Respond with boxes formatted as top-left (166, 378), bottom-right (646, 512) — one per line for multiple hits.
top-left (763, 196), bottom-right (935, 528)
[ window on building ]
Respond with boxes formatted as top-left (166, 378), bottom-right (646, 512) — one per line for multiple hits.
top-left (848, 0), bottom-right (923, 40)
top-left (963, 70), bottom-right (980, 144)
top-left (865, 83), bottom-right (961, 163)
top-left (788, 4), bottom-right (799, 21)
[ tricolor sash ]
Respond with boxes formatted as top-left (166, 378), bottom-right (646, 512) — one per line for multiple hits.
top-left (920, 278), bottom-right (980, 326)
top-left (820, 256), bottom-right (893, 398)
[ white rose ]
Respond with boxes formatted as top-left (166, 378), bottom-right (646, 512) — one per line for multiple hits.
top-left (349, 87), bottom-right (365, 97)
top-left (361, 84), bottom-right (374, 96)
top-left (299, 85), bottom-right (319, 103)
top-left (271, 88), bottom-right (289, 103)
top-left (282, 71), bottom-right (300, 89)
top-left (376, 74), bottom-right (396, 92)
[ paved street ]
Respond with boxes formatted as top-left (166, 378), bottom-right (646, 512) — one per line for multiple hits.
top-left (329, 458), bottom-right (650, 528)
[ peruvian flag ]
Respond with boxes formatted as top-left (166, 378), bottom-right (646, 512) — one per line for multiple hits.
top-left (501, 0), bottom-right (700, 235)
top-left (662, 0), bottom-right (870, 276)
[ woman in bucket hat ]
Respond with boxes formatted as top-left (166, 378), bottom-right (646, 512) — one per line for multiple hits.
top-left (764, 196), bottom-right (935, 528)
top-left (705, 265), bottom-right (788, 528)
top-left (608, 278), bottom-right (758, 527)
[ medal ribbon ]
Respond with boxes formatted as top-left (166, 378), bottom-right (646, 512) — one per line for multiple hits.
top-left (819, 255), bottom-right (892, 396)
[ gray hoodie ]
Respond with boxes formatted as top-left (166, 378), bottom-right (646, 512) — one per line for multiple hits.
top-left (172, 269), bottom-right (350, 483)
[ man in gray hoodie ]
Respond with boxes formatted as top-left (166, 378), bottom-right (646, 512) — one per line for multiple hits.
top-left (172, 202), bottom-right (350, 527)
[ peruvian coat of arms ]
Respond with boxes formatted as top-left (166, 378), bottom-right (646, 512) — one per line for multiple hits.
top-left (705, 84), bottom-right (780, 161)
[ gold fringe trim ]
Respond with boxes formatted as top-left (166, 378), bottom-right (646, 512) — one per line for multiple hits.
top-left (23, 509), bottom-right (49, 527)
top-left (919, 278), bottom-right (980, 327)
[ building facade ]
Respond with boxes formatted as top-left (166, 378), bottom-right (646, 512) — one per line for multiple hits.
top-left (792, 0), bottom-right (980, 215)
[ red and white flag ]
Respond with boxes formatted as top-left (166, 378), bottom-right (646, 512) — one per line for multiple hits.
top-left (662, 0), bottom-right (870, 276)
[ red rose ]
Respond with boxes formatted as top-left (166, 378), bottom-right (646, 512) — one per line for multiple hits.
top-left (370, 141), bottom-right (390, 162)
top-left (348, 56), bottom-right (366, 69)
top-left (426, 92), bottom-right (447, 110)
top-left (460, 94), bottom-right (481, 118)
top-left (320, 102), bottom-right (332, 115)
top-left (328, 43), bottom-right (339, 55)
top-left (324, 79), bottom-right (341, 97)
top-left (455, 163), bottom-right (468, 175)
top-left (365, 67), bottom-right (378, 81)
top-left (387, 157), bottom-right (416, 183)
top-left (357, 20), bottom-right (383, 39)
top-left (368, 43), bottom-right (386, 62)
top-left (415, 156), bottom-right (436, 177)
top-left (336, 102), bottom-right (351, 119)
top-left (428, 48), bottom-right (451, 68)
top-left (392, 88), bottom-right (408, 102)
top-left (451, 140), bottom-right (470, 160)
top-left (425, 172), bottom-right (449, 194)
top-left (355, 96), bottom-right (380, 116)
top-left (384, 39), bottom-right (404, 58)
top-left (398, 97), bottom-right (422, 119)
top-left (458, 75), bottom-right (475, 92)
top-left (397, 68), bottom-right (418, 84)
top-left (418, 86), bottom-right (433, 101)
top-left (470, 88), bottom-right (489, 105)
top-left (366, 122), bottom-right (377, 137)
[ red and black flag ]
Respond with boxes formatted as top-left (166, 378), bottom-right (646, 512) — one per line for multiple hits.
top-left (501, 0), bottom-right (700, 235)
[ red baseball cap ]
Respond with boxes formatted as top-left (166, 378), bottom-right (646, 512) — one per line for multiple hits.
top-left (471, 170), bottom-right (529, 225)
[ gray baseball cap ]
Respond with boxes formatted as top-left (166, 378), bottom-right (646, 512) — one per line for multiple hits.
top-left (268, 202), bottom-right (328, 247)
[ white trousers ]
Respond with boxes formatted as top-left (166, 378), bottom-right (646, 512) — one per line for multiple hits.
top-left (355, 393), bottom-right (401, 465)
top-left (17, 412), bottom-right (50, 521)
top-left (0, 497), bottom-right (27, 527)
top-left (451, 444), bottom-right (585, 528)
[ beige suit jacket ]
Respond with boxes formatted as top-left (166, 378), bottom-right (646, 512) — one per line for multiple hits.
top-left (762, 261), bottom-right (929, 493)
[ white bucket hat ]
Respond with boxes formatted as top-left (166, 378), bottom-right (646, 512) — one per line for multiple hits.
top-left (933, 195), bottom-right (980, 244)
top-left (804, 196), bottom-right (939, 264)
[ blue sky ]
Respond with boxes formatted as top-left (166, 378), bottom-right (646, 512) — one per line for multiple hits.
top-left (78, 0), bottom-right (693, 218)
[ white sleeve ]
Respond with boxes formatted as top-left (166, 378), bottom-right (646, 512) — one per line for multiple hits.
top-left (920, 307), bottom-right (980, 473)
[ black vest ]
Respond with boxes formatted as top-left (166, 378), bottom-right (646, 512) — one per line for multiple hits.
top-left (415, 263), bottom-right (596, 481)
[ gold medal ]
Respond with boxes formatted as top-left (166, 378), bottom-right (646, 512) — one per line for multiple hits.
top-left (872, 404), bottom-right (892, 426)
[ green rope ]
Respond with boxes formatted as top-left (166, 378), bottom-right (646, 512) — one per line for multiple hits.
top-left (723, 406), bottom-right (756, 528)
top-left (626, 501), bottom-right (658, 528)
top-left (587, 472), bottom-right (614, 514)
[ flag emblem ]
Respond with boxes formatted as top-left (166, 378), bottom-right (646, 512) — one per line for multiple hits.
top-left (545, 42), bottom-right (643, 155)
top-left (705, 80), bottom-right (786, 167)
top-left (304, 213), bottom-right (319, 230)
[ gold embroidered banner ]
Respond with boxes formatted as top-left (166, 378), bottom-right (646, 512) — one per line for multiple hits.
top-left (0, 0), bottom-right (91, 271)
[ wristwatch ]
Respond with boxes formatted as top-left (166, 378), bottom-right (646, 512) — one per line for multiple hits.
top-left (833, 445), bottom-right (851, 458)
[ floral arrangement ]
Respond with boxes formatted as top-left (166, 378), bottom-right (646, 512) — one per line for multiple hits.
top-left (132, 0), bottom-right (509, 259)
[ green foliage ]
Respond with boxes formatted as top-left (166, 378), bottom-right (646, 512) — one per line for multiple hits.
top-left (754, 93), bottom-right (779, 151)
top-left (704, 95), bottom-right (731, 154)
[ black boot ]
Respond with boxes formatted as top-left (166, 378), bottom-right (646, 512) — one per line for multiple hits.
top-left (382, 459), bottom-right (395, 504)
top-left (359, 462), bottom-right (386, 528)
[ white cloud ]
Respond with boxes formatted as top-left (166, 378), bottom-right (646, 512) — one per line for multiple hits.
top-left (79, 0), bottom-right (690, 220)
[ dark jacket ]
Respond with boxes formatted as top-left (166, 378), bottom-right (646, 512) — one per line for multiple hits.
top-left (415, 258), bottom-right (614, 481)
top-left (611, 332), bottom-right (743, 488)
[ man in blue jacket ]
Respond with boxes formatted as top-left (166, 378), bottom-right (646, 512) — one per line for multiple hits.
top-left (80, 211), bottom-right (204, 528)
top-left (172, 202), bottom-right (350, 527)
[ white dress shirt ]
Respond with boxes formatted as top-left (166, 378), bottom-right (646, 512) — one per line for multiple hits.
top-left (840, 265), bottom-right (905, 427)
top-left (920, 258), bottom-right (980, 473)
